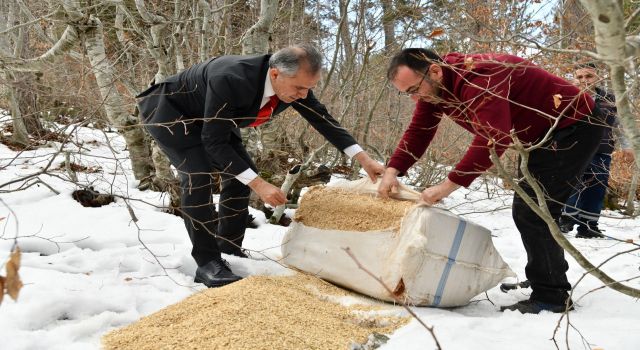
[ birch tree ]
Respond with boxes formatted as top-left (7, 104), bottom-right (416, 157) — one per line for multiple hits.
top-left (241, 0), bottom-right (278, 55)
top-left (579, 0), bottom-right (640, 160)
top-left (61, 0), bottom-right (154, 182)
top-left (240, 0), bottom-right (280, 163)
top-left (1, 0), bottom-right (34, 146)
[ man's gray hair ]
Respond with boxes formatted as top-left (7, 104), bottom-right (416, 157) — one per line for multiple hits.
top-left (269, 44), bottom-right (323, 76)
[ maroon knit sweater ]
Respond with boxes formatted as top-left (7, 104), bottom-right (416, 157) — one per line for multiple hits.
top-left (387, 53), bottom-right (596, 187)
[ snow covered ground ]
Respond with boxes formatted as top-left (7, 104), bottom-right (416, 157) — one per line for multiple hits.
top-left (0, 123), bottom-right (639, 350)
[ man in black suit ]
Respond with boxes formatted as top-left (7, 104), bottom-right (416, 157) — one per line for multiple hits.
top-left (137, 44), bottom-right (384, 288)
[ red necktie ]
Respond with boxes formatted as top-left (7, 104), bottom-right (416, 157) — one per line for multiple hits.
top-left (249, 95), bottom-right (279, 127)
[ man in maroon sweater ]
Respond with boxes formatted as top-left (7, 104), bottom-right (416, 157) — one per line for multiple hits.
top-left (378, 48), bottom-right (604, 314)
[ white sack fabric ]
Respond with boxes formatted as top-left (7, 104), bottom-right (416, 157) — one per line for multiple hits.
top-left (281, 178), bottom-right (515, 307)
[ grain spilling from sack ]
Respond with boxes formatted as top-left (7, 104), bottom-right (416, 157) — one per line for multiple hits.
top-left (294, 186), bottom-right (415, 232)
top-left (102, 274), bottom-right (408, 350)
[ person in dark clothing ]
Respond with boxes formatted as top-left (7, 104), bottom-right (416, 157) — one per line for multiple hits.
top-left (378, 48), bottom-right (604, 314)
top-left (558, 63), bottom-right (633, 238)
top-left (136, 44), bottom-right (384, 288)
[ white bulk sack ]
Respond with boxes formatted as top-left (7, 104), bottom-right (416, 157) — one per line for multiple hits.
top-left (281, 178), bottom-right (515, 307)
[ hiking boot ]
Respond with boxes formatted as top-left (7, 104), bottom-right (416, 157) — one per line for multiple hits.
top-left (576, 226), bottom-right (605, 239)
top-left (558, 215), bottom-right (574, 234)
top-left (500, 299), bottom-right (574, 314)
top-left (194, 258), bottom-right (242, 288)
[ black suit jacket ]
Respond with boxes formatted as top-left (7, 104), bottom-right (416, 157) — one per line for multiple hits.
top-left (137, 54), bottom-right (358, 177)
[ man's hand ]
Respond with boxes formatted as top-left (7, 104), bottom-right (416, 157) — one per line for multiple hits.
top-left (354, 151), bottom-right (385, 183)
top-left (248, 177), bottom-right (287, 207)
top-left (420, 178), bottom-right (460, 206)
top-left (378, 167), bottom-right (401, 198)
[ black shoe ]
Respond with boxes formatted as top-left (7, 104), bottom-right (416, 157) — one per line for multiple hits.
top-left (246, 214), bottom-right (259, 229)
top-left (500, 299), bottom-right (574, 314)
top-left (194, 258), bottom-right (242, 288)
top-left (576, 226), bottom-right (605, 239)
top-left (558, 216), bottom-right (574, 233)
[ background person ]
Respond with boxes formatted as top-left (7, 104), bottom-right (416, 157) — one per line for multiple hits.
top-left (559, 63), bottom-right (633, 238)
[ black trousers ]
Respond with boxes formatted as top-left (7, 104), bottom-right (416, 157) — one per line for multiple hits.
top-left (147, 129), bottom-right (255, 266)
top-left (512, 116), bottom-right (604, 304)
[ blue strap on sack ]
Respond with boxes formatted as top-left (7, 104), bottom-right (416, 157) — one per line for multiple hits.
top-left (432, 219), bottom-right (467, 306)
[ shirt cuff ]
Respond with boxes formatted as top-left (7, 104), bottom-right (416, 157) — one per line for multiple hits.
top-left (236, 168), bottom-right (259, 185)
top-left (343, 144), bottom-right (363, 158)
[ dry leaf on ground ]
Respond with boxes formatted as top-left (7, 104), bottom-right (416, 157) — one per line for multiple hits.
top-left (428, 28), bottom-right (445, 38)
top-left (5, 247), bottom-right (23, 301)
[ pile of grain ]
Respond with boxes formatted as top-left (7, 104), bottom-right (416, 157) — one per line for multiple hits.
top-left (102, 274), bottom-right (408, 350)
top-left (294, 186), bottom-right (415, 232)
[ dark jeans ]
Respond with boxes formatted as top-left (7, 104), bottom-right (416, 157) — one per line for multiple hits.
top-left (146, 128), bottom-right (255, 266)
top-left (562, 153), bottom-right (612, 233)
top-left (512, 117), bottom-right (604, 304)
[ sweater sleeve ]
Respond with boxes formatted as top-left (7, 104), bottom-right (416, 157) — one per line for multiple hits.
top-left (448, 76), bottom-right (513, 187)
top-left (387, 101), bottom-right (442, 175)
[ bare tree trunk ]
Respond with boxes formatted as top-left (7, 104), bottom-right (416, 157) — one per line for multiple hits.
top-left (0, 0), bottom-right (45, 144)
top-left (199, 0), bottom-right (213, 62)
top-left (117, 0), bottom-right (178, 192)
top-left (81, 15), bottom-right (154, 181)
top-left (0, 1), bottom-right (28, 145)
top-left (626, 35), bottom-right (640, 57)
top-left (241, 0), bottom-right (278, 55)
top-left (287, 0), bottom-right (296, 45)
top-left (579, 0), bottom-right (640, 160)
top-left (172, 1), bottom-right (185, 72)
top-left (320, 0), bottom-right (350, 98)
top-left (380, 0), bottom-right (396, 53)
top-left (625, 171), bottom-right (638, 215)
top-left (240, 0), bottom-right (279, 159)
top-left (339, 0), bottom-right (354, 61)
top-left (3, 71), bottom-right (29, 145)
top-left (223, 2), bottom-right (234, 55)
top-left (12, 8), bottom-right (45, 138)
top-left (210, 0), bottom-right (229, 55)
top-left (114, 5), bottom-right (139, 97)
top-left (134, 0), bottom-right (171, 83)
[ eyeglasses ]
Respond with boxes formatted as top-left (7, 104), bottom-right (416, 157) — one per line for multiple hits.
top-left (398, 69), bottom-right (428, 96)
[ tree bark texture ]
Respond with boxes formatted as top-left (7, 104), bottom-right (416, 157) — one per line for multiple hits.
top-left (241, 0), bottom-right (277, 55)
top-left (82, 15), bottom-right (154, 181)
